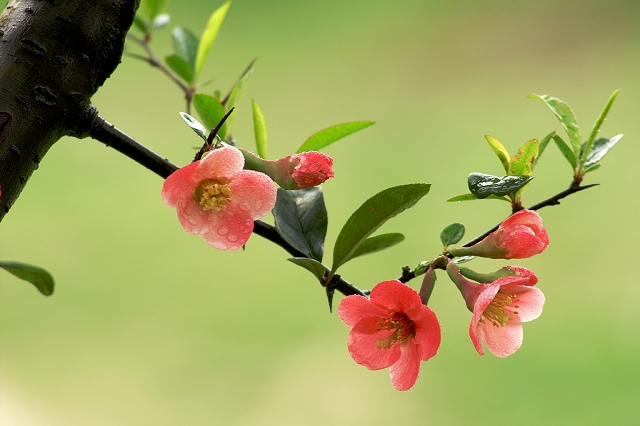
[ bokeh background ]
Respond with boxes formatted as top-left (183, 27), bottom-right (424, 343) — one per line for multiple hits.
top-left (2, 0), bottom-right (640, 424)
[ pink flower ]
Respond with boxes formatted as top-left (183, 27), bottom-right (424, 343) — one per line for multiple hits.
top-left (449, 209), bottom-right (549, 259)
top-left (447, 264), bottom-right (545, 357)
top-left (162, 146), bottom-right (277, 250)
top-left (338, 280), bottom-right (441, 391)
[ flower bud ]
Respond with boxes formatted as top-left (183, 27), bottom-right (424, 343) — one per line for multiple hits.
top-left (448, 210), bottom-right (549, 259)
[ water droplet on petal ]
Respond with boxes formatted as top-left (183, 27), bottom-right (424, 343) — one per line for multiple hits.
top-left (218, 226), bottom-right (229, 236)
top-left (227, 234), bottom-right (238, 242)
top-left (239, 200), bottom-right (251, 211)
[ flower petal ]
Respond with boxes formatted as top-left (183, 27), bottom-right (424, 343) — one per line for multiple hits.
top-left (201, 204), bottom-right (254, 250)
top-left (369, 280), bottom-right (422, 313)
top-left (194, 146), bottom-right (245, 181)
top-left (500, 225), bottom-right (549, 259)
top-left (409, 306), bottom-right (441, 361)
top-left (348, 317), bottom-right (402, 370)
top-left (228, 170), bottom-right (277, 220)
top-left (162, 161), bottom-right (199, 208)
top-left (482, 314), bottom-right (523, 358)
top-left (177, 197), bottom-right (217, 235)
top-left (338, 295), bottom-right (388, 329)
top-left (388, 340), bottom-right (421, 391)
top-left (503, 285), bottom-right (545, 322)
top-left (469, 283), bottom-right (502, 355)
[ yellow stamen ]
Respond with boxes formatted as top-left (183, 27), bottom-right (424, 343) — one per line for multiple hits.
top-left (194, 178), bottom-right (232, 211)
top-left (375, 312), bottom-right (416, 349)
top-left (480, 290), bottom-right (519, 327)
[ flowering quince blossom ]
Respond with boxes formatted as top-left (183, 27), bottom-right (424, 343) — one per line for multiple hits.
top-left (162, 146), bottom-right (277, 250)
top-left (338, 280), bottom-right (441, 391)
top-left (447, 263), bottom-right (545, 357)
top-left (448, 209), bottom-right (549, 259)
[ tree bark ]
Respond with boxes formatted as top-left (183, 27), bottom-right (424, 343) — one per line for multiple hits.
top-left (0, 0), bottom-right (139, 221)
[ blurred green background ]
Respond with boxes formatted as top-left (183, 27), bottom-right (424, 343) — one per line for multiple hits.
top-left (2, 0), bottom-right (640, 424)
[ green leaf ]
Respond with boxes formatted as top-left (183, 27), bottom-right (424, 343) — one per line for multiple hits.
top-left (440, 223), bottom-right (465, 247)
top-left (509, 139), bottom-right (539, 176)
top-left (332, 184), bottom-right (430, 272)
top-left (533, 131), bottom-right (555, 168)
top-left (142, 0), bottom-right (168, 20)
top-left (193, 94), bottom-right (226, 135)
top-left (273, 187), bottom-right (328, 262)
top-left (446, 193), bottom-right (509, 202)
top-left (0, 261), bottom-right (54, 296)
top-left (287, 258), bottom-right (327, 282)
top-left (583, 164), bottom-right (601, 174)
top-left (133, 13), bottom-right (148, 33)
top-left (583, 134), bottom-right (623, 168)
top-left (153, 14), bottom-right (170, 31)
top-left (165, 54), bottom-right (193, 83)
top-left (179, 112), bottom-right (207, 140)
top-left (467, 173), bottom-right (533, 199)
top-left (222, 64), bottom-right (253, 137)
top-left (452, 256), bottom-right (475, 264)
top-left (348, 233), bottom-right (405, 262)
top-left (582, 90), bottom-right (620, 164)
top-left (296, 121), bottom-right (375, 153)
top-left (529, 93), bottom-right (581, 155)
top-left (194, 1), bottom-right (231, 83)
top-left (552, 135), bottom-right (577, 168)
top-left (484, 135), bottom-right (510, 174)
top-left (252, 99), bottom-right (268, 158)
top-left (172, 26), bottom-right (199, 71)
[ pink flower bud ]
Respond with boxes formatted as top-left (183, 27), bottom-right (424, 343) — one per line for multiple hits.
top-left (449, 210), bottom-right (549, 259)
top-left (288, 151), bottom-right (334, 189)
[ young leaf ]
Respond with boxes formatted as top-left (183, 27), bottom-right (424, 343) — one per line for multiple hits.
top-left (582, 89), bottom-right (620, 164)
top-left (452, 256), bottom-right (475, 264)
top-left (222, 65), bottom-right (253, 137)
top-left (287, 258), bottom-right (327, 282)
top-left (0, 261), bottom-right (54, 296)
top-left (142, 0), bottom-right (168, 21)
top-left (194, 1), bottom-right (231, 83)
top-left (252, 99), bottom-right (268, 158)
top-left (273, 187), bottom-right (328, 262)
top-left (552, 134), bottom-right (577, 168)
top-left (172, 26), bottom-right (199, 71)
top-left (193, 94), bottom-right (226, 135)
top-left (440, 223), bottom-right (465, 247)
top-left (179, 112), bottom-right (207, 140)
top-left (152, 14), bottom-right (171, 31)
top-left (332, 184), bottom-right (431, 272)
top-left (509, 139), bottom-right (539, 176)
top-left (583, 134), bottom-right (623, 168)
top-left (165, 54), bottom-right (193, 83)
top-left (583, 164), bottom-right (601, 174)
top-left (296, 121), bottom-right (375, 153)
top-left (529, 93), bottom-right (581, 155)
top-left (533, 131), bottom-right (555, 168)
top-left (484, 135), bottom-right (510, 174)
top-left (133, 13), bottom-right (148, 33)
top-left (467, 173), bottom-right (533, 199)
top-left (348, 233), bottom-right (405, 262)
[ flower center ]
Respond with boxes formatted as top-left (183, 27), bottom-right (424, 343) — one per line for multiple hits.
top-left (375, 312), bottom-right (416, 349)
top-left (194, 178), bottom-right (232, 211)
top-left (481, 290), bottom-right (520, 327)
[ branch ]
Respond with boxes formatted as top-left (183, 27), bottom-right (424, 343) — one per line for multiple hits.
top-left (397, 180), bottom-right (600, 284)
top-left (86, 118), bottom-right (367, 298)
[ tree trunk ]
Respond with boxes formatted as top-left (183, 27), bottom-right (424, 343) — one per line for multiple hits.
top-left (0, 0), bottom-right (139, 221)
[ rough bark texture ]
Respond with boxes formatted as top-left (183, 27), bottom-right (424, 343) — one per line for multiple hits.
top-left (0, 0), bottom-right (139, 221)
